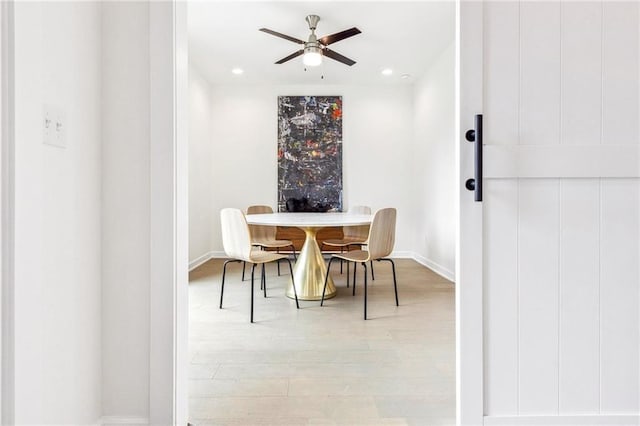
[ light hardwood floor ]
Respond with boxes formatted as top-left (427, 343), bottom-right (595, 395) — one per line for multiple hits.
top-left (188, 258), bottom-right (455, 425)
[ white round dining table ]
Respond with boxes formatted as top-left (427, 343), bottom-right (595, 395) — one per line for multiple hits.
top-left (245, 212), bottom-right (372, 301)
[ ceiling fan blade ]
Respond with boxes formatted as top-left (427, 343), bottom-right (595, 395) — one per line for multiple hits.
top-left (275, 50), bottom-right (304, 64)
top-left (318, 27), bottom-right (361, 46)
top-left (323, 49), bottom-right (356, 66)
top-left (259, 28), bottom-right (305, 45)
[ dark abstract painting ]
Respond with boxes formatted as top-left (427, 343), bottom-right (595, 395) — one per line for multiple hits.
top-left (277, 96), bottom-right (343, 212)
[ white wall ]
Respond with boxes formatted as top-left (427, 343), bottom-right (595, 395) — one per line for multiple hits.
top-left (412, 43), bottom-right (456, 279)
top-left (207, 84), bottom-right (414, 255)
top-left (0, 2), bottom-right (8, 419)
top-left (13, 2), bottom-right (102, 423)
top-left (101, 1), bottom-right (150, 421)
top-left (188, 64), bottom-right (215, 267)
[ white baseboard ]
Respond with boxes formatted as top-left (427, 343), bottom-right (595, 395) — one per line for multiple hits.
top-left (412, 253), bottom-right (455, 282)
top-left (389, 250), bottom-right (413, 258)
top-left (100, 417), bottom-right (149, 426)
top-left (188, 251), bottom-right (215, 271)
top-left (191, 250), bottom-right (456, 283)
top-left (484, 415), bottom-right (640, 426)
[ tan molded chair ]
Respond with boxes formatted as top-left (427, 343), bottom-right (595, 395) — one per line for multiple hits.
top-left (246, 205), bottom-right (297, 277)
top-left (321, 205), bottom-right (374, 285)
top-left (220, 208), bottom-right (299, 323)
top-left (321, 207), bottom-right (398, 320)
top-left (322, 205), bottom-right (371, 248)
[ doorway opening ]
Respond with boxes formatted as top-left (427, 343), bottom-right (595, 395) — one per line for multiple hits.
top-left (184, 1), bottom-right (457, 423)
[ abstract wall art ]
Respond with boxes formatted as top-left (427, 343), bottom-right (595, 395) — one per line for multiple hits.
top-left (277, 96), bottom-right (343, 212)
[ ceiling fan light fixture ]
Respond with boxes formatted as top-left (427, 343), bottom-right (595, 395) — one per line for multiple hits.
top-left (303, 45), bottom-right (322, 67)
top-left (261, 15), bottom-right (360, 67)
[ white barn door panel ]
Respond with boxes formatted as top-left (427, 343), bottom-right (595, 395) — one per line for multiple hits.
top-left (459, 1), bottom-right (639, 424)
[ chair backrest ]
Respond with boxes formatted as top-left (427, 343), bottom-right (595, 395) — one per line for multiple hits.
top-left (366, 208), bottom-right (397, 260)
top-left (220, 208), bottom-right (253, 261)
top-left (246, 205), bottom-right (277, 240)
top-left (343, 205), bottom-right (372, 239)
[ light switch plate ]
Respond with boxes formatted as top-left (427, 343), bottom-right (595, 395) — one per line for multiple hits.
top-left (43, 104), bottom-right (66, 148)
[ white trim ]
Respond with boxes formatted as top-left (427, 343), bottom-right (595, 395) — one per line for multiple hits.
top-left (0, 1), bottom-right (14, 424)
top-left (209, 251), bottom-right (229, 258)
top-left (209, 251), bottom-right (409, 259)
top-left (100, 416), bottom-right (149, 426)
top-left (148, 1), bottom-right (188, 424)
top-left (198, 250), bottom-right (456, 283)
top-left (413, 253), bottom-right (455, 282)
top-left (174, 3), bottom-right (189, 421)
top-left (457, 0), bottom-right (484, 424)
top-left (388, 250), bottom-right (412, 258)
top-left (484, 415), bottom-right (640, 426)
top-left (188, 251), bottom-right (214, 271)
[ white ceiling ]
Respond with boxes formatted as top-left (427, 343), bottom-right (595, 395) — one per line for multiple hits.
top-left (188, 1), bottom-right (455, 85)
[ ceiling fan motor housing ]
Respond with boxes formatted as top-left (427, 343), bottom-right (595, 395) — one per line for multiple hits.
top-left (304, 44), bottom-right (322, 56)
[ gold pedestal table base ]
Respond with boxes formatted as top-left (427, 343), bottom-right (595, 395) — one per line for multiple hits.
top-left (285, 227), bottom-right (335, 301)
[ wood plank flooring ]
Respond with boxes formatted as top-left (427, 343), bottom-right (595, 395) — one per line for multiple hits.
top-left (188, 258), bottom-right (455, 425)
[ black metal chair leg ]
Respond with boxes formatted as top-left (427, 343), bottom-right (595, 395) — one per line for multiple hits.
top-left (381, 258), bottom-right (399, 306)
top-left (352, 262), bottom-right (357, 296)
top-left (346, 261), bottom-right (350, 288)
top-left (262, 263), bottom-right (267, 298)
top-left (291, 245), bottom-right (297, 261)
top-left (339, 247), bottom-right (344, 274)
top-left (363, 262), bottom-right (368, 320)
top-left (370, 260), bottom-right (375, 281)
top-left (286, 259), bottom-right (299, 309)
top-left (220, 259), bottom-right (242, 309)
top-left (276, 249), bottom-right (281, 276)
top-left (220, 259), bottom-right (234, 309)
top-left (321, 257), bottom-right (337, 306)
top-left (242, 261), bottom-right (246, 281)
top-left (250, 263), bottom-right (256, 323)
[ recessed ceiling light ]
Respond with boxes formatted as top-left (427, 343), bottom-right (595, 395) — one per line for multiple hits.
top-left (401, 74), bottom-right (411, 79)
top-left (231, 68), bottom-right (244, 75)
top-left (381, 68), bottom-right (393, 76)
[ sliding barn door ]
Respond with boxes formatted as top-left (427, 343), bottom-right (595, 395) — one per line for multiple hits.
top-left (459, 1), bottom-right (639, 424)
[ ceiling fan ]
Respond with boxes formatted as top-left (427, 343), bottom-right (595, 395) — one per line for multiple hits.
top-left (260, 15), bottom-right (361, 67)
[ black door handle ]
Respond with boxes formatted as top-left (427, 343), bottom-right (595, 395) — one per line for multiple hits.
top-left (465, 114), bottom-right (483, 202)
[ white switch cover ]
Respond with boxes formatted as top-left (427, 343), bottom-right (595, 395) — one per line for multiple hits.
top-left (43, 104), bottom-right (66, 148)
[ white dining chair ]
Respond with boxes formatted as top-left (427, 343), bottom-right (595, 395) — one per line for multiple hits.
top-left (220, 208), bottom-right (299, 323)
top-left (244, 205), bottom-right (296, 279)
top-left (321, 205), bottom-right (375, 285)
top-left (321, 207), bottom-right (398, 320)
